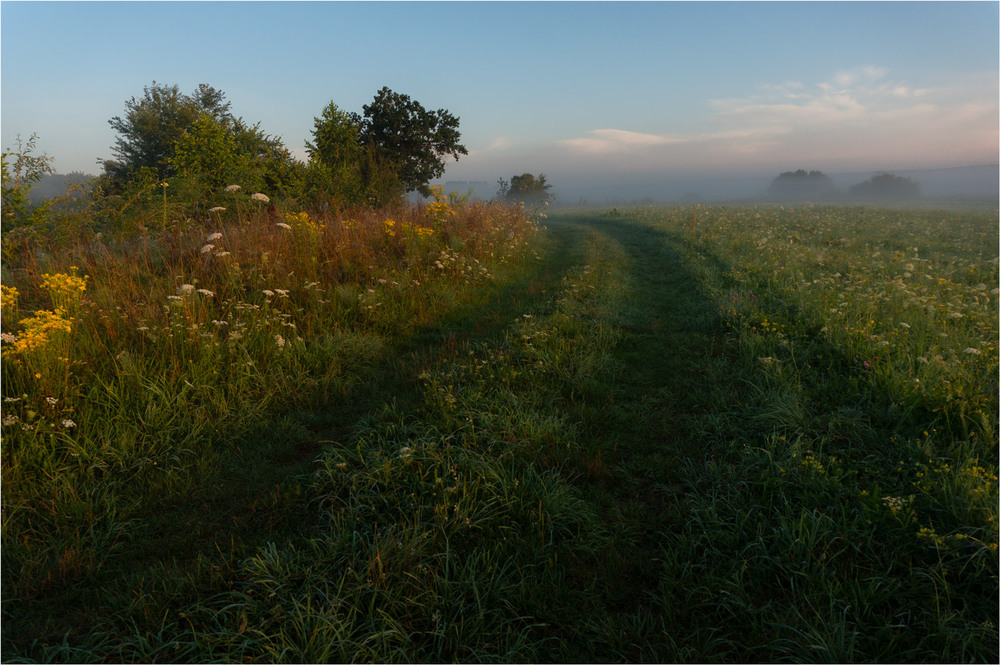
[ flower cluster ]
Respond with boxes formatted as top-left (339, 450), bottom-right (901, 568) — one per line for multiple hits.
top-left (41, 268), bottom-right (87, 313)
top-left (6, 308), bottom-right (73, 355)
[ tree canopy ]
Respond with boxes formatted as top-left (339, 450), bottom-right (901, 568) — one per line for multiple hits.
top-left (101, 82), bottom-right (301, 196)
top-left (359, 87), bottom-right (467, 197)
top-left (497, 173), bottom-right (552, 205)
top-left (307, 88), bottom-right (467, 204)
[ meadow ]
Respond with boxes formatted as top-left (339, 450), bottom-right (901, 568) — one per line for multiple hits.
top-left (1, 196), bottom-right (997, 662)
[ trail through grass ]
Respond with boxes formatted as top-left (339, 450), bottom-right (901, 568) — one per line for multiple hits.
top-left (4, 206), bottom-right (996, 662)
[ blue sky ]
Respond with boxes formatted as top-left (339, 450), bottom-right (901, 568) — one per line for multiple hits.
top-left (2, 1), bottom-right (997, 188)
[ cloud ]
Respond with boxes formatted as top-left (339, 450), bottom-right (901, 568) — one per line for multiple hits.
top-left (485, 137), bottom-right (511, 151)
top-left (561, 128), bottom-right (679, 155)
top-left (552, 66), bottom-right (998, 173)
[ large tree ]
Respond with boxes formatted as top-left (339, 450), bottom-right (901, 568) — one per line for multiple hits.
top-left (101, 82), bottom-right (301, 196)
top-left (358, 87), bottom-right (467, 196)
top-left (305, 101), bottom-right (402, 207)
top-left (103, 82), bottom-right (233, 185)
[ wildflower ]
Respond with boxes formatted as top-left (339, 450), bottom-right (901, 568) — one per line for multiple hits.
top-left (273, 289), bottom-right (289, 297)
top-left (216, 251), bottom-right (230, 257)
top-left (275, 222), bottom-right (291, 230)
top-left (208, 207), bottom-right (226, 214)
top-left (1, 332), bottom-right (16, 344)
top-left (45, 396), bottom-right (58, 406)
top-left (200, 244), bottom-right (215, 254)
top-left (62, 419), bottom-right (76, 429)
top-left (963, 348), bottom-right (981, 355)
top-left (1, 284), bottom-right (20, 317)
top-left (899, 322), bottom-right (910, 329)
top-left (177, 284), bottom-right (195, 295)
top-left (9, 309), bottom-right (73, 354)
top-left (41, 270), bottom-right (88, 312)
top-left (197, 289), bottom-right (215, 297)
top-left (2, 415), bottom-right (19, 426)
top-left (224, 185), bottom-right (241, 193)
top-left (251, 193), bottom-right (270, 203)
top-left (275, 334), bottom-right (285, 348)
top-left (166, 295), bottom-right (183, 302)
top-left (207, 232), bottom-right (223, 241)
top-left (262, 289), bottom-right (275, 297)
top-left (946, 312), bottom-right (963, 319)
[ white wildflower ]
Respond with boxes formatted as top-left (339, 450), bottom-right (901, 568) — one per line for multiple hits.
top-left (178, 284), bottom-right (195, 294)
top-left (224, 185), bottom-right (241, 193)
top-left (251, 193), bottom-right (270, 203)
top-left (62, 419), bottom-right (76, 429)
top-left (275, 333), bottom-right (285, 348)
top-left (45, 397), bottom-right (58, 406)
top-left (197, 289), bottom-right (215, 297)
top-left (273, 289), bottom-right (289, 297)
top-left (200, 244), bottom-right (215, 254)
top-left (4, 397), bottom-right (21, 402)
top-left (2, 415), bottom-right (19, 426)
top-left (216, 251), bottom-right (231, 257)
top-left (963, 348), bottom-right (981, 355)
top-left (899, 322), bottom-right (911, 329)
top-left (275, 222), bottom-right (291, 230)
top-left (166, 295), bottom-right (183, 302)
top-left (208, 207), bottom-right (226, 213)
top-left (262, 290), bottom-right (275, 297)
top-left (207, 232), bottom-right (223, 241)
top-left (1, 332), bottom-right (16, 344)
top-left (947, 312), bottom-right (963, 319)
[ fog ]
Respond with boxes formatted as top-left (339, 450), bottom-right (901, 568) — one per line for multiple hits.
top-left (443, 163), bottom-right (998, 207)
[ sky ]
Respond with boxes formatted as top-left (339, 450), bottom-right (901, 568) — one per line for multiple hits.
top-left (2, 1), bottom-right (998, 199)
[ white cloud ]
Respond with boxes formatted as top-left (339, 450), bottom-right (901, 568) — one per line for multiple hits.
top-left (486, 137), bottom-right (511, 151)
top-left (561, 128), bottom-right (678, 154)
top-left (553, 66), bottom-right (997, 173)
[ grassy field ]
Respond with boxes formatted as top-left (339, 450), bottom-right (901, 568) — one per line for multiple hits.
top-left (2, 200), bottom-right (997, 662)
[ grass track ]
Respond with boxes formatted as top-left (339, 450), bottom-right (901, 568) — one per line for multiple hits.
top-left (4, 208), bottom-right (996, 662)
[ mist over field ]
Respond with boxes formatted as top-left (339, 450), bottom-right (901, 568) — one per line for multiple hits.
top-left (441, 163), bottom-right (999, 206)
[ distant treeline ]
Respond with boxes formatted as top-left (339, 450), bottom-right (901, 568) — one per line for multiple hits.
top-left (767, 169), bottom-right (921, 201)
top-left (25, 172), bottom-right (97, 205)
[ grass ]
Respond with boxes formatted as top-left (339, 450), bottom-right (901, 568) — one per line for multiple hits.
top-left (2, 200), bottom-right (997, 662)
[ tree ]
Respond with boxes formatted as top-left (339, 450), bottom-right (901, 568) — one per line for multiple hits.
top-left (498, 173), bottom-right (552, 205)
top-left (766, 169), bottom-right (838, 200)
top-left (101, 82), bottom-right (301, 199)
top-left (849, 173), bottom-right (921, 200)
top-left (103, 82), bottom-right (233, 187)
top-left (359, 87), bottom-right (467, 196)
top-left (305, 101), bottom-right (402, 207)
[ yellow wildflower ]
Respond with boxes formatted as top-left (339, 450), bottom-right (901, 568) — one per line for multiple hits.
top-left (8, 308), bottom-right (73, 355)
top-left (40, 268), bottom-right (87, 313)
